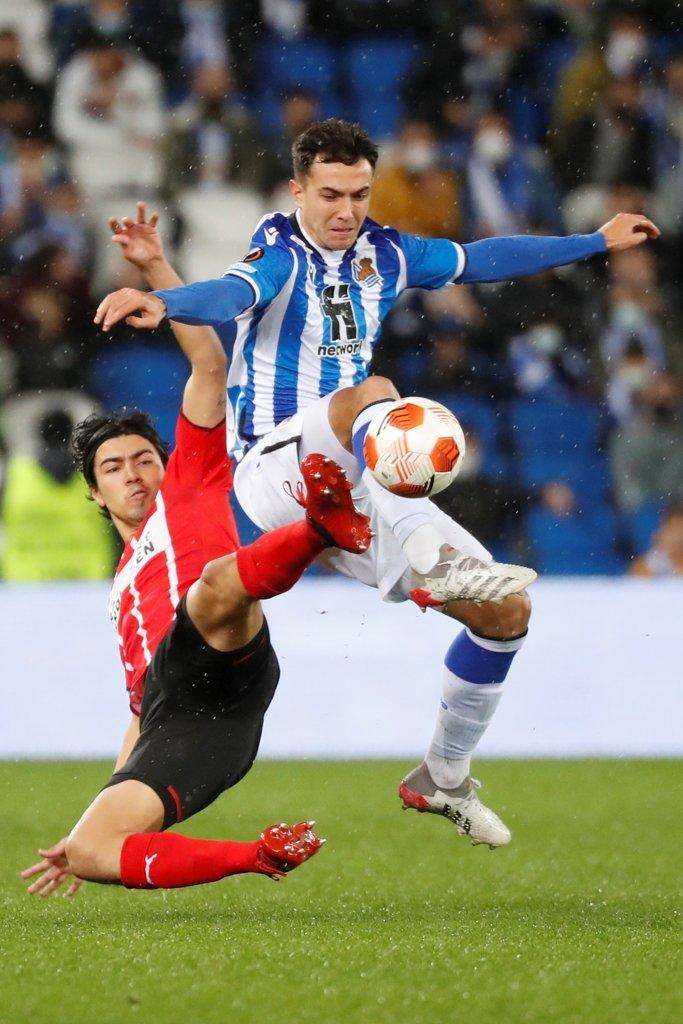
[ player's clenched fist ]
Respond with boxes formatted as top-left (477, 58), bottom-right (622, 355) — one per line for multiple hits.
top-left (95, 288), bottom-right (167, 332)
top-left (598, 212), bottom-right (661, 251)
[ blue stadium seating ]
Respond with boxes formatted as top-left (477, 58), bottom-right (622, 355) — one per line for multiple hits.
top-left (517, 450), bottom-right (611, 502)
top-left (345, 38), bottom-right (421, 138)
top-left (428, 391), bottom-right (509, 480)
top-left (256, 36), bottom-right (340, 132)
top-left (510, 396), bottom-right (606, 456)
top-left (526, 506), bottom-right (625, 575)
top-left (625, 500), bottom-right (665, 555)
top-left (89, 343), bottom-right (187, 446)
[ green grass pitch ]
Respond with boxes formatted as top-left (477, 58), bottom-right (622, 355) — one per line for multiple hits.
top-left (1, 759), bottom-right (680, 1024)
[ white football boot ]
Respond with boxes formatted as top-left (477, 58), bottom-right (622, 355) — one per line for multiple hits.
top-left (399, 762), bottom-right (511, 848)
top-left (410, 545), bottom-right (537, 608)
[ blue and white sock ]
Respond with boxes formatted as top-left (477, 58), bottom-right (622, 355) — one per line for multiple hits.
top-left (425, 628), bottom-right (527, 789)
top-left (352, 403), bottom-right (443, 573)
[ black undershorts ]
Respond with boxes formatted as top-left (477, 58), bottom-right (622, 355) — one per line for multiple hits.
top-left (105, 597), bottom-right (280, 829)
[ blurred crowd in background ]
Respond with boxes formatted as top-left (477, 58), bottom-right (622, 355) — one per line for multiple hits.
top-left (0, 0), bottom-right (681, 580)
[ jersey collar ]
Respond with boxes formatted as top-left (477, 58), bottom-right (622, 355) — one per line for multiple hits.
top-left (290, 209), bottom-right (368, 265)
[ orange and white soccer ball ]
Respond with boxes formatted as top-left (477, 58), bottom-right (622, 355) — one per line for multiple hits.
top-left (363, 397), bottom-right (466, 497)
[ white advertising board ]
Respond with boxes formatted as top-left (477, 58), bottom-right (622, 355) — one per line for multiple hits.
top-left (0, 578), bottom-right (680, 759)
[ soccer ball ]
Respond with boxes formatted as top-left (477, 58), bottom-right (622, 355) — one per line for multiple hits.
top-left (363, 397), bottom-right (466, 497)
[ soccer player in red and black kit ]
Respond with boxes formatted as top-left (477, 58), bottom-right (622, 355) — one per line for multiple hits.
top-left (21, 211), bottom-right (371, 897)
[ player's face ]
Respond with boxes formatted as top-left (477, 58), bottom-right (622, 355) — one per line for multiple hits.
top-left (91, 434), bottom-right (166, 537)
top-left (290, 159), bottom-right (373, 250)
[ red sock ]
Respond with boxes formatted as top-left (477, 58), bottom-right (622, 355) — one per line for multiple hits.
top-left (120, 832), bottom-right (264, 889)
top-left (236, 519), bottom-right (326, 599)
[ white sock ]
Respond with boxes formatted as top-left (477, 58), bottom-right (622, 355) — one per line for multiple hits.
top-left (426, 675), bottom-right (505, 788)
top-left (425, 629), bottom-right (527, 789)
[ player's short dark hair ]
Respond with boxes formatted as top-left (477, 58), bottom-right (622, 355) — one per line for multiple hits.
top-left (72, 409), bottom-right (169, 498)
top-left (292, 119), bottom-right (379, 178)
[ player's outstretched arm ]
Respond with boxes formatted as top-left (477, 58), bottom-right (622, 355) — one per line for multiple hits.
top-left (20, 715), bottom-right (141, 899)
top-left (106, 202), bottom-right (229, 429)
top-left (459, 212), bottom-right (660, 284)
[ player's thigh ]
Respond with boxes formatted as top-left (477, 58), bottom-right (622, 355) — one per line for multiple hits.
top-left (66, 779), bottom-right (164, 880)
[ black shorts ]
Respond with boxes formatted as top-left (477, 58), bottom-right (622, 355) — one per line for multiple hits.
top-left (105, 597), bottom-right (280, 829)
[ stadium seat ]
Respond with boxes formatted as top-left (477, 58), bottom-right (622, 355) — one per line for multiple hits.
top-left (259, 36), bottom-right (338, 96)
top-left (517, 450), bottom-right (611, 502)
top-left (428, 391), bottom-right (509, 480)
top-left (625, 500), bottom-right (665, 555)
top-left (255, 36), bottom-right (340, 133)
top-left (510, 396), bottom-right (606, 456)
top-left (526, 506), bottom-right (624, 575)
top-left (89, 343), bottom-right (188, 446)
top-left (177, 186), bottom-right (265, 281)
top-left (345, 38), bottom-right (421, 138)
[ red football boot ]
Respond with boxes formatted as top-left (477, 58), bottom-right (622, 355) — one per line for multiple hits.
top-left (286, 453), bottom-right (373, 554)
top-left (256, 821), bottom-right (326, 880)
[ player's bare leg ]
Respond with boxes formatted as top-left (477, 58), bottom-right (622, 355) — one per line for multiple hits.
top-left (49, 781), bottom-right (323, 889)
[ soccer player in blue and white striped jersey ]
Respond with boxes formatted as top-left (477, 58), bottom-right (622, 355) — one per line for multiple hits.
top-left (97, 121), bottom-right (660, 848)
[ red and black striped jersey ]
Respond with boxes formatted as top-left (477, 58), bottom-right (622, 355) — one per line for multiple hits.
top-left (109, 413), bottom-right (238, 715)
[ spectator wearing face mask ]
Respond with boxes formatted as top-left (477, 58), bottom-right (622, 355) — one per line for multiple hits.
top-left (556, 76), bottom-right (656, 192)
top-left (52, 33), bottom-right (165, 201)
top-left (610, 372), bottom-right (683, 512)
top-left (165, 63), bottom-right (266, 193)
top-left (369, 119), bottom-right (460, 238)
top-left (508, 317), bottom-right (588, 399)
top-left (462, 110), bottom-right (563, 237)
top-left (605, 339), bottom-right (657, 426)
top-left (600, 284), bottom-right (666, 375)
top-left (552, 6), bottom-right (652, 131)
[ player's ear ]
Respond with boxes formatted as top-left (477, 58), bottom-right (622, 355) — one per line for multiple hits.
top-left (91, 486), bottom-right (106, 510)
top-left (289, 178), bottom-right (303, 206)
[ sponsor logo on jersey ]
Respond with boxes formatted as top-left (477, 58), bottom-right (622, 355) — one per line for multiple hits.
top-left (320, 283), bottom-right (359, 342)
top-left (317, 340), bottom-right (363, 357)
top-left (263, 227), bottom-right (279, 246)
top-left (242, 247), bottom-right (264, 263)
top-left (352, 256), bottom-right (382, 288)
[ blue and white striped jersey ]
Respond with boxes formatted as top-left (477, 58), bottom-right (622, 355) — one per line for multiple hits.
top-left (223, 210), bottom-right (465, 446)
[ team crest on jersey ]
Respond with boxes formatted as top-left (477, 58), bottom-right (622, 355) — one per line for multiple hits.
top-left (352, 256), bottom-right (382, 288)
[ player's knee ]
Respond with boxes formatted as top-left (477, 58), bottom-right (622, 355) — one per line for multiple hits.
top-left (476, 592), bottom-right (532, 640)
top-left (355, 375), bottom-right (399, 408)
top-left (329, 376), bottom-right (400, 448)
top-left (199, 554), bottom-right (248, 619)
top-left (65, 832), bottom-right (112, 881)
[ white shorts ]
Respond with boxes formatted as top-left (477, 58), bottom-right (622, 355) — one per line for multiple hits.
top-left (233, 392), bottom-right (492, 602)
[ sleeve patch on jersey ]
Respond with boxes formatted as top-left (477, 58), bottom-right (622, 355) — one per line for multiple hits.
top-left (242, 247), bottom-right (264, 263)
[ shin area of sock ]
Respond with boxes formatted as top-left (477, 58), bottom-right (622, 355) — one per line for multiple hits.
top-left (120, 832), bottom-right (263, 889)
top-left (235, 520), bottom-right (326, 599)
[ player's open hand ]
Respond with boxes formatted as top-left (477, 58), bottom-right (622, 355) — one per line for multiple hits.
top-left (109, 201), bottom-right (165, 271)
top-left (21, 838), bottom-right (84, 899)
top-left (598, 212), bottom-right (661, 251)
top-left (95, 288), bottom-right (167, 332)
